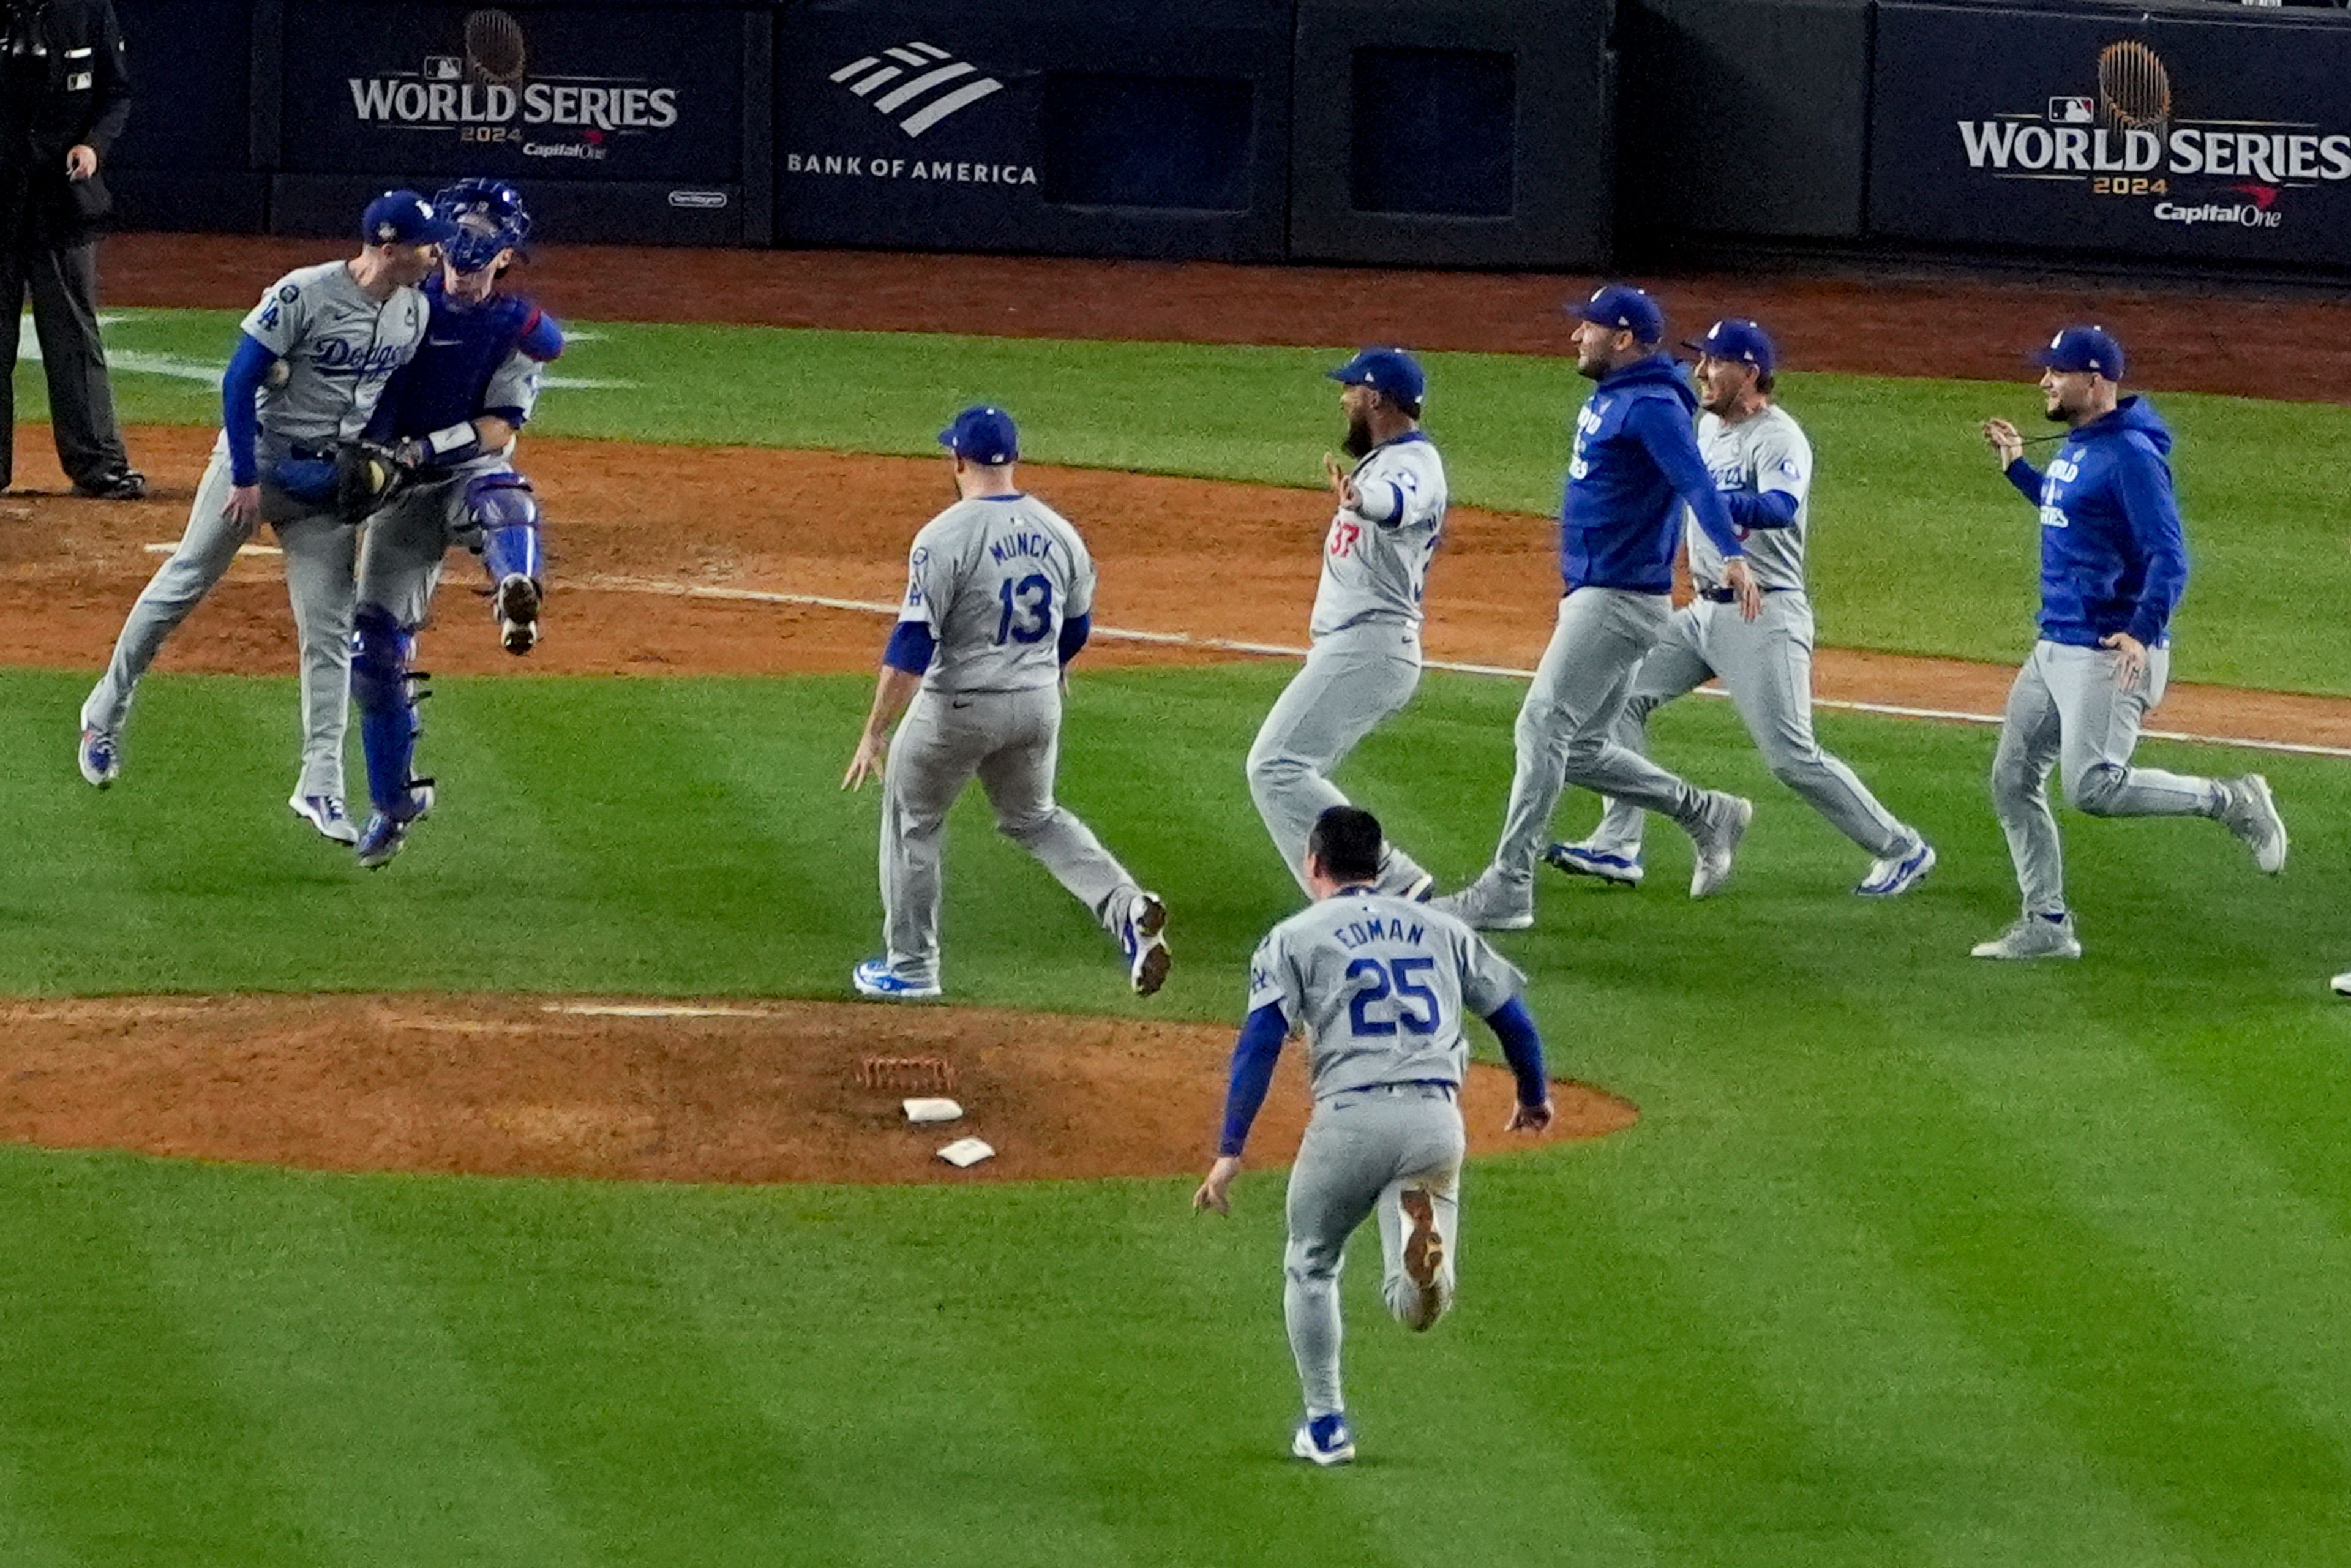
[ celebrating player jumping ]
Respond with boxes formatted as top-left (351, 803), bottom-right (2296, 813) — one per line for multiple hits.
top-left (1973, 325), bottom-right (2286, 960)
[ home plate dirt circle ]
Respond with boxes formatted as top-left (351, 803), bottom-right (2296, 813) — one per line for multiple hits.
top-left (0, 996), bottom-right (1638, 1185)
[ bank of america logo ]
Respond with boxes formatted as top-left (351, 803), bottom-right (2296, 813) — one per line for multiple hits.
top-left (830, 42), bottom-right (1003, 138)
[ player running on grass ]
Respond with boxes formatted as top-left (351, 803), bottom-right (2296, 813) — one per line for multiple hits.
top-left (1194, 805), bottom-right (1552, 1467)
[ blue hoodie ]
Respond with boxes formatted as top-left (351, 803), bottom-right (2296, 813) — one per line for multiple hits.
top-left (2001, 396), bottom-right (2188, 648)
top-left (1559, 354), bottom-right (1743, 593)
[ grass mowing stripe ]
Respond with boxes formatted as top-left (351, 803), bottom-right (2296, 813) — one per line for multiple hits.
top-left (125, 1168), bottom-right (596, 1567)
top-left (0, 1149), bottom-right (320, 1567)
top-left (59, 309), bottom-right (2351, 692)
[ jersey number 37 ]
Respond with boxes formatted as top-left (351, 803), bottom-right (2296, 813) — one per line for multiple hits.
top-left (1346, 956), bottom-right (1440, 1037)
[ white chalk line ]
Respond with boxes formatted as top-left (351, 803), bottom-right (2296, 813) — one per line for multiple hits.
top-left (547, 1003), bottom-right (786, 1019)
top-left (569, 572), bottom-right (2351, 761)
top-left (143, 542), bottom-right (282, 557)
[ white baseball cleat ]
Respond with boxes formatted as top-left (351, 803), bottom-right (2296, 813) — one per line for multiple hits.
top-left (1397, 1187), bottom-right (1450, 1332)
top-left (495, 573), bottom-right (541, 656)
top-left (2330, 971), bottom-right (2351, 997)
top-left (77, 727), bottom-right (119, 788)
top-left (2219, 774), bottom-right (2287, 874)
top-left (1291, 1412), bottom-right (1355, 1468)
top-left (1428, 869), bottom-right (1534, 931)
top-left (288, 792), bottom-right (360, 845)
top-left (1688, 793), bottom-right (1753, 899)
top-left (1856, 838), bottom-right (1937, 898)
top-left (1545, 839), bottom-right (1644, 887)
top-left (852, 959), bottom-right (942, 1000)
top-left (1970, 912), bottom-right (2082, 961)
top-left (1398, 869), bottom-right (1436, 902)
top-left (1121, 893), bottom-right (1172, 997)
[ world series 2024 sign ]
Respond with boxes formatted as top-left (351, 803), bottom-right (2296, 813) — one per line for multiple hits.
top-left (282, 3), bottom-right (741, 182)
top-left (1870, 2), bottom-right (2351, 264)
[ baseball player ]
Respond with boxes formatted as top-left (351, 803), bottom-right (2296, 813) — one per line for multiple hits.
top-left (1194, 804), bottom-right (1553, 1467)
top-left (77, 190), bottom-right (448, 842)
top-left (1245, 348), bottom-right (1445, 901)
top-left (1974, 325), bottom-right (2285, 960)
top-left (841, 405), bottom-right (1171, 999)
top-left (1547, 319), bottom-right (1935, 897)
top-left (346, 178), bottom-right (561, 869)
top-left (1434, 284), bottom-right (1760, 929)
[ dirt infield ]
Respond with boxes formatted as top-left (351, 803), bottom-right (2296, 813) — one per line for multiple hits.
top-left (16, 423), bottom-right (2351, 749)
top-left (97, 232), bottom-right (2351, 402)
top-left (0, 996), bottom-right (1635, 1184)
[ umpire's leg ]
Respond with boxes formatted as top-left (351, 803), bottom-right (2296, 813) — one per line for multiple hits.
top-left (26, 242), bottom-right (132, 487)
top-left (0, 247), bottom-right (28, 491)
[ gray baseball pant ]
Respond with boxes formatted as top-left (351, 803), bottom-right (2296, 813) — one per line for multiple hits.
top-left (1584, 594), bottom-right (1914, 858)
top-left (1246, 620), bottom-right (1431, 897)
top-left (356, 477), bottom-right (468, 626)
top-left (81, 450), bottom-right (356, 800)
top-left (1487, 587), bottom-right (1714, 883)
top-left (1284, 1083), bottom-right (1464, 1417)
top-left (1991, 639), bottom-right (2222, 915)
top-left (880, 684), bottom-right (1141, 986)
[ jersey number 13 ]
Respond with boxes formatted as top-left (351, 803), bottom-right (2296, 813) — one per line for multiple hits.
top-left (995, 573), bottom-right (1054, 645)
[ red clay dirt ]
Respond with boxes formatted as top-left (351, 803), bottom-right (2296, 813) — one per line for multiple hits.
top-left (0, 996), bottom-right (1634, 1185)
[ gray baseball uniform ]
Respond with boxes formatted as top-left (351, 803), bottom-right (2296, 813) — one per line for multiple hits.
top-left (81, 261), bottom-right (429, 800)
top-left (1578, 405), bottom-right (1919, 861)
top-left (876, 492), bottom-right (1149, 986)
top-left (1247, 433), bottom-right (1447, 896)
top-left (1252, 889), bottom-right (1524, 1417)
top-left (356, 347), bottom-right (542, 626)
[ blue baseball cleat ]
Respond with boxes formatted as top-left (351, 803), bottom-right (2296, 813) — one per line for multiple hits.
top-left (1543, 839), bottom-right (1644, 887)
top-left (1855, 837), bottom-right (1936, 898)
top-left (77, 727), bottom-right (118, 788)
top-left (355, 783), bottom-right (435, 871)
top-left (1292, 1412), bottom-right (1355, 1467)
top-left (852, 959), bottom-right (942, 1000)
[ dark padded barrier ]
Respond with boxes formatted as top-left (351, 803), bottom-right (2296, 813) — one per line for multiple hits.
top-left (1616, 0), bottom-right (1870, 242)
top-left (775, 0), bottom-right (1291, 260)
top-left (1869, 0), bottom-right (2351, 267)
top-left (109, 0), bottom-right (268, 231)
top-left (270, 0), bottom-right (770, 244)
top-left (1288, 0), bottom-right (1614, 268)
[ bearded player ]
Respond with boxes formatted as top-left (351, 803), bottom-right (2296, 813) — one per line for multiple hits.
top-left (345, 178), bottom-right (561, 868)
top-left (1245, 348), bottom-right (1446, 902)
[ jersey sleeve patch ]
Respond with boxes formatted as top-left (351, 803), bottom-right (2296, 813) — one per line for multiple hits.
top-left (1245, 931), bottom-right (1297, 1023)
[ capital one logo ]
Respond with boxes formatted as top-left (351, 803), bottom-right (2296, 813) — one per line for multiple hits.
top-left (829, 42), bottom-right (1003, 137)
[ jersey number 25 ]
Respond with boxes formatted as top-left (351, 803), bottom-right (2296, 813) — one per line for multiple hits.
top-left (1347, 956), bottom-right (1439, 1037)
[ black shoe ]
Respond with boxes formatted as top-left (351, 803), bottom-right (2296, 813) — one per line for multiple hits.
top-left (72, 469), bottom-right (146, 501)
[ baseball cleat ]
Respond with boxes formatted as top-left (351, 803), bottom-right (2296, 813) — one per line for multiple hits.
top-left (1122, 893), bottom-right (1172, 997)
top-left (1291, 1412), bottom-right (1355, 1468)
top-left (1545, 839), bottom-right (1644, 887)
top-left (1397, 1187), bottom-right (1449, 1332)
top-left (354, 782), bottom-right (435, 870)
top-left (72, 467), bottom-right (146, 501)
top-left (1689, 793), bottom-right (1753, 899)
top-left (1428, 869), bottom-right (1534, 931)
top-left (1856, 838), bottom-right (1937, 898)
top-left (1970, 912), bottom-right (2081, 961)
top-left (852, 959), bottom-right (942, 1000)
top-left (288, 792), bottom-right (360, 845)
top-left (495, 573), bottom-right (541, 656)
top-left (2220, 774), bottom-right (2287, 874)
top-left (77, 728), bottom-right (118, 788)
top-left (1399, 870), bottom-right (1436, 903)
top-left (2331, 971), bottom-right (2351, 997)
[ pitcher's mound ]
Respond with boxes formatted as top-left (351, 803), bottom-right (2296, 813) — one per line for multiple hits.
top-left (0, 995), bottom-right (1637, 1185)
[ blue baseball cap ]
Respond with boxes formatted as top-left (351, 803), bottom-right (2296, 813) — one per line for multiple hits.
top-left (2031, 326), bottom-right (2126, 381)
top-left (1684, 318), bottom-right (1776, 375)
top-left (1326, 347), bottom-right (1427, 408)
top-left (1569, 283), bottom-right (1665, 345)
top-left (939, 405), bottom-right (1019, 465)
top-left (361, 189), bottom-right (459, 247)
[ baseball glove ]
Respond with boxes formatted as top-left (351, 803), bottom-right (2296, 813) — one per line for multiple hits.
top-left (332, 439), bottom-right (413, 525)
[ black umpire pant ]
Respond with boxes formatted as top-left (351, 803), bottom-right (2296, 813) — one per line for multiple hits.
top-left (0, 240), bottom-right (130, 490)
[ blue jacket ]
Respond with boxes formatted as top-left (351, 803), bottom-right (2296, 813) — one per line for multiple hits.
top-left (2003, 396), bottom-right (2188, 648)
top-left (1559, 354), bottom-right (1743, 593)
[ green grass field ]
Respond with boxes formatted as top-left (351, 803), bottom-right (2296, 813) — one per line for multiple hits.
top-left (11, 313), bottom-right (2351, 1564)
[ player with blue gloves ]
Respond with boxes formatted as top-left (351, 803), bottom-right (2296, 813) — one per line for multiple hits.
top-left (1436, 284), bottom-right (1760, 929)
top-left (1195, 805), bottom-right (1552, 1468)
top-left (1974, 326), bottom-right (2286, 959)
top-left (346, 178), bottom-right (563, 868)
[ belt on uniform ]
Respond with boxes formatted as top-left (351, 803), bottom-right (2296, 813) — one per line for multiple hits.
top-left (1698, 585), bottom-right (1797, 603)
top-left (1334, 1079), bottom-right (1458, 1101)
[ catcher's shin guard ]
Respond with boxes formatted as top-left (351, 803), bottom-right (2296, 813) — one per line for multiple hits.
top-left (471, 472), bottom-right (543, 588)
top-left (350, 603), bottom-right (429, 817)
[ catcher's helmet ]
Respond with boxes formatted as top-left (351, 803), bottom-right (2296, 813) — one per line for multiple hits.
top-left (432, 177), bottom-right (531, 274)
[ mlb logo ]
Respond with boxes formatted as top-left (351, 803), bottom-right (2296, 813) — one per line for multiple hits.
top-left (422, 55), bottom-right (460, 81)
top-left (2048, 96), bottom-right (2094, 124)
